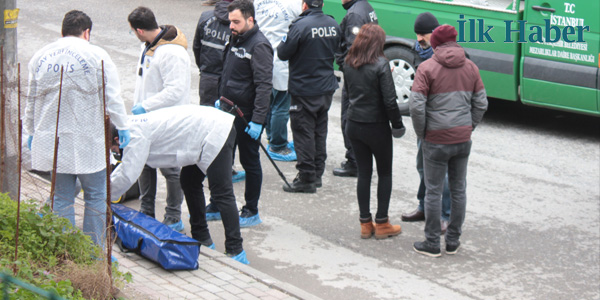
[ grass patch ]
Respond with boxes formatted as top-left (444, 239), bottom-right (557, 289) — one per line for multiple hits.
top-left (0, 193), bottom-right (131, 299)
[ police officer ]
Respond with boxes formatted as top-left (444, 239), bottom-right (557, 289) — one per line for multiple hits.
top-left (333, 0), bottom-right (378, 178)
top-left (278, 0), bottom-right (341, 193)
top-left (218, 0), bottom-right (273, 227)
top-left (193, 0), bottom-right (233, 105)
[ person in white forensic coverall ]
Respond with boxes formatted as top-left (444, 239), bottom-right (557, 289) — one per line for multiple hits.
top-left (254, 0), bottom-right (302, 161)
top-left (109, 105), bottom-right (248, 264)
top-left (24, 10), bottom-right (130, 248)
top-left (127, 6), bottom-right (191, 231)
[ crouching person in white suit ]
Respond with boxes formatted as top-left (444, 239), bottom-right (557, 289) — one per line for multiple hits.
top-left (109, 104), bottom-right (249, 264)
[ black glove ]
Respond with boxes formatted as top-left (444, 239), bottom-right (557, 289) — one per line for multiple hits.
top-left (392, 126), bottom-right (406, 138)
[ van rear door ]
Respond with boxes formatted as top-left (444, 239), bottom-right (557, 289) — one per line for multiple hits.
top-left (521, 0), bottom-right (599, 116)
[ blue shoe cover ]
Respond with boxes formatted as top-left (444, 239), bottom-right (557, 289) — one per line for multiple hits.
top-left (207, 243), bottom-right (216, 250)
top-left (206, 211), bottom-right (222, 221)
top-left (267, 148), bottom-right (297, 161)
top-left (232, 170), bottom-right (246, 183)
top-left (167, 220), bottom-right (184, 232)
top-left (228, 250), bottom-right (249, 265)
top-left (288, 141), bottom-right (294, 151)
top-left (111, 255), bottom-right (118, 264)
top-left (239, 213), bottom-right (262, 228)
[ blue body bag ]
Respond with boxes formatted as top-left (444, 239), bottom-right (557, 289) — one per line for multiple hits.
top-left (112, 204), bottom-right (200, 270)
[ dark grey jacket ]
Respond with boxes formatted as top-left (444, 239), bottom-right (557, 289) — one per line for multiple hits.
top-left (344, 57), bottom-right (403, 128)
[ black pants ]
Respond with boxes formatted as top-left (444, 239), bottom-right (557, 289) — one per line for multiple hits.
top-left (346, 120), bottom-right (394, 220)
top-left (199, 73), bottom-right (219, 106)
top-left (290, 94), bottom-right (333, 182)
top-left (233, 115), bottom-right (262, 214)
top-left (180, 127), bottom-right (243, 254)
top-left (340, 78), bottom-right (355, 163)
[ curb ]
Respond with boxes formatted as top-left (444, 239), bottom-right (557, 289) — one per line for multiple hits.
top-left (200, 247), bottom-right (323, 300)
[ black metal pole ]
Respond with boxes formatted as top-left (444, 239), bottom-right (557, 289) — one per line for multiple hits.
top-left (220, 96), bottom-right (292, 189)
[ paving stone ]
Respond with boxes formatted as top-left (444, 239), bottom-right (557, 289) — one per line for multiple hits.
top-left (174, 270), bottom-right (195, 279)
top-left (221, 284), bottom-right (244, 295)
top-left (136, 258), bottom-right (159, 269)
top-left (147, 274), bottom-right (168, 285)
top-left (206, 277), bottom-right (228, 286)
top-left (176, 290), bottom-right (197, 300)
top-left (267, 289), bottom-right (292, 299)
top-left (246, 287), bottom-right (269, 297)
top-left (184, 276), bottom-right (208, 286)
top-left (181, 283), bottom-right (203, 293)
top-left (212, 271), bottom-right (235, 281)
top-left (162, 283), bottom-right (183, 293)
top-left (235, 274), bottom-right (257, 283)
top-left (130, 266), bottom-right (152, 277)
top-left (167, 276), bottom-right (189, 286)
top-left (237, 293), bottom-right (261, 300)
top-left (200, 283), bottom-right (224, 293)
top-left (195, 291), bottom-right (221, 300)
top-left (150, 266), bottom-right (174, 277)
top-left (215, 291), bottom-right (239, 300)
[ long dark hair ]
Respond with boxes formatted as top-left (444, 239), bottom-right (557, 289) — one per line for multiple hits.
top-left (346, 23), bottom-right (386, 69)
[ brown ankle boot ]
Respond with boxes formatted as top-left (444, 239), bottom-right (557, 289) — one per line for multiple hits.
top-left (374, 218), bottom-right (401, 239)
top-left (360, 218), bottom-right (375, 239)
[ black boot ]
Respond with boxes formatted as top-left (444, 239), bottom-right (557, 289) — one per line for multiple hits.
top-left (283, 174), bottom-right (316, 193)
top-left (333, 161), bottom-right (357, 177)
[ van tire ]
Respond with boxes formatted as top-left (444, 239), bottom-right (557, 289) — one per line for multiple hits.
top-left (384, 46), bottom-right (417, 116)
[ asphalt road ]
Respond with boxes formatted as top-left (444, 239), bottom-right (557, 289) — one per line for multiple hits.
top-left (17, 1), bottom-right (600, 299)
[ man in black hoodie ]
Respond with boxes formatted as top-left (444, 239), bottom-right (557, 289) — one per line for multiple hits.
top-left (193, 0), bottom-right (233, 105)
top-left (333, 0), bottom-right (378, 178)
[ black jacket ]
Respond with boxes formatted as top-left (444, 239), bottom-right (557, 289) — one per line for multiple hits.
top-left (336, 0), bottom-right (378, 68)
top-left (343, 57), bottom-right (402, 128)
top-left (219, 25), bottom-right (273, 124)
top-left (277, 8), bottom-right (341, 97)
top-left (192, 1), bottom-right (231, 76)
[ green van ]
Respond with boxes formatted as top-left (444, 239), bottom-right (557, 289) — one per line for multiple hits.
top-left (324, 0), bottom-right (599, 116)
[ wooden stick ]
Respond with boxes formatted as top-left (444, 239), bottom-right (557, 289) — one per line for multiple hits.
top-left (101, 61), bottom-right (113, 282)
top-left (49, 66), bottom-right (64, 210)
top-left (14, 63), bottom-right (22, 275)
top-left (0, 47), bottom-right (6, 192)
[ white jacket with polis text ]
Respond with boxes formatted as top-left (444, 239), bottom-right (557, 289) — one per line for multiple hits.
top-left (24, 36), bottom-right (129, 174)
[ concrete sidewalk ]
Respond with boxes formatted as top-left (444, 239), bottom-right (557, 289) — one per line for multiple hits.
top-left (114, 245), bottom-right (322, 300)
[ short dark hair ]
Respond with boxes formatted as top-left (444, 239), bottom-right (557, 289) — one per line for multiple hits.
top-left (61, 10), bottom-right (92, 37)
top-left (109, 122), bottom-right (119, 145)
top-left (227, 0), bottom-right (255, 20)
top-left (303, 0), bottom-right (324, 9)
top-left (128, 7), bottom-right (159, 30)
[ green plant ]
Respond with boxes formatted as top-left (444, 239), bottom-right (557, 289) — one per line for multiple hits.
top-left (0, 193), bottom-right (131, 299)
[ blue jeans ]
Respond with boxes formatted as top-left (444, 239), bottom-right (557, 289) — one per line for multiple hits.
top-left (417, 138), bottom-right (451, 221)
top-left (139, 166), bottom-right (184, 220)
top-left (266, 89), bottom-right (291, 152)
top-left (422, 140), bottom-right (472, 247)
top-left (53, 169), bottom-right (107, 248)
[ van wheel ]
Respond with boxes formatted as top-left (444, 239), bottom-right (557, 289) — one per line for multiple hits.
top-left (384, 46), bottom-right (416, 115)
